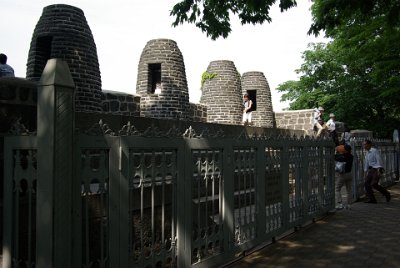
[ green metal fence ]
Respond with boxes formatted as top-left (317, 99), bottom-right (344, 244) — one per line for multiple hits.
top-left (3, 130), bottom-right (337, 268)
top-left (1, 59), bottom-right (398, 268)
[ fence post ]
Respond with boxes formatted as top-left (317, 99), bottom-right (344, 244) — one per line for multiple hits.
top-left (36, 59), bottom-right (75, 268)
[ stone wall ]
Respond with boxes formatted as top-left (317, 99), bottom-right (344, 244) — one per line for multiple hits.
top-left (26, 4), bottom-right (102, 112)
top-left (188, 103), bottom-right (207, 123)
top-left (101, 90), bottom-right (140, 116)
top-left (274, 109), bottom-right (315, 135)
top-left (136, 39), bottom-right (190, 120)
top-left (241, 71), bottom-right (274, 128)
top-left (200, 60), bottom-right (242, 125)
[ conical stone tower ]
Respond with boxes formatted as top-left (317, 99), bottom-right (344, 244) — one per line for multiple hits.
top-left (241, 71), bottom-right (274, 128)
top-left (136, 39), bottom-right (190, 120)
top-left (200, 60), bottom-right (242, 125)
top-left (27, 4), bottom-right (102, 112)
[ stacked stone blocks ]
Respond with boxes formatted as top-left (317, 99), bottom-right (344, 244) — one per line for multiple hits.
top-left (136, 39), bottom-right (190, 120)
top-left (274, 109), bottom-right (315, 135)
top-left (200, 60), bottom-right (243, 125)
top-left (188, 103), bottom-right (207, 122)
top-left (26, 4), bottom-right (102, 112)
top-left (101, 90), bottom-right (140, 116)
top-left (241, 71), bottom-right (274, 128)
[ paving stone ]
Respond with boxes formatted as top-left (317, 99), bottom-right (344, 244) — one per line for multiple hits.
top-left (226, 183), bottom-right (400, 268)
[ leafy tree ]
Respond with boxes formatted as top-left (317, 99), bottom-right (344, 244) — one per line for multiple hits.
top-left (170, 0), bottom-right (297, 40)
top-left (278, 0), bottom-right (400, 137)
top-left (309, 0), bottom-right (400, 36)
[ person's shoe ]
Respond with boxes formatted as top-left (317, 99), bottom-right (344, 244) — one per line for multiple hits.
top-left (364, 200), bottom-right (377, 204)
top-left (386, 194), bottom-right (391, 202)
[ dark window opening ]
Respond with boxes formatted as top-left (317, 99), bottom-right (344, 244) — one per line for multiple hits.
top-left (148, 63), bottom-right (161, 94)
top-left (246, 90), bottom-right (257, 111)
top-left (32, 36), bottom-right (53, 80)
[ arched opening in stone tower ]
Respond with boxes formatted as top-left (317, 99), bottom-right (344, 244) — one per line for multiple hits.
top-left (33, 36), bottom-right (53, 79)
top-left (246, 90), bottom-right (257, 111)
top-left (148, 63), bottom-right (161, 94)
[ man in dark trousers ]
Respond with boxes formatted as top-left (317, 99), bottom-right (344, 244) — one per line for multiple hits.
top-left (363, 140), bottom-right (391, 203)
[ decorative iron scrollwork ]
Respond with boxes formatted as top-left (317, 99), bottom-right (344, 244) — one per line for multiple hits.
top-left (119, 121), bottom-right (140, 136)
top-left (142, 123), bottom-right (164, 137)
top-left (182, 126), bottom-right (198, 138)
top-left (85, 119), bottom-right (115, 136)
top-left (165, 125), bottom-right (182, 138)
top-left (8, 117), bottom-right (31, 136)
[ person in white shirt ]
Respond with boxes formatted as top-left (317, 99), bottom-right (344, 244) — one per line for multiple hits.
top-left (242, 93), bottom-right (253, 126)
top-left (0, 53), bottom-right (15, 77)
top-left (154, 83), bottom-right (161, 94)
top-left (363, 140), bottom-right (391, 203)
top-left (314, 107), bottom-right (325, 136)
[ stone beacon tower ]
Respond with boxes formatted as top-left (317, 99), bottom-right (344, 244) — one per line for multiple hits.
top-left (26, 4), bottom-right (102, 112)
top-left (241, 71), bottom-right (274, 128)
top-left (136, 39), bottom-right (190, 120)
top-left (200, 60), bottom-right (242, 125)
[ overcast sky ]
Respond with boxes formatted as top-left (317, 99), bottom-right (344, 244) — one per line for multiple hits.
top-left (1, 0), bottom-right (326, 111)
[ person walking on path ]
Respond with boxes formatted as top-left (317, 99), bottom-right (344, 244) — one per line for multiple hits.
top-left (335, 144), bottom-right (354, 209)
top-left (0, 53), bottom-right (15, 77)
top-left (363, 140), bottom-right (391, 203)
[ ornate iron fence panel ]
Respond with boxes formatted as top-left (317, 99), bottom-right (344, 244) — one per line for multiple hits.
top-left (80, 148), bottom-right (110, 268)
top-left (264, 145), bottom-right (284, 236)
top-left (321, 146), bottom-right (335, 208)
top-left (2, 136), bottom-right (37, 268)
top-left (127, 148), bottom-right (177, 267)
top-left (233, 147), bottom-right (257, 246)
top-left (352, 140), bottom-right (367, 200)
top-left (118, 137), bottom-right (184, 268)
top-left (190, 147), bottom-right (224, 264)
top-left (73, 136), bottom-right (118, 268)
top-left (379, 142), bottom-right (397, 186)
top-left (307, 145), bottom-right (320, 214)
top-left (287, 143), bottom-right (304, 226)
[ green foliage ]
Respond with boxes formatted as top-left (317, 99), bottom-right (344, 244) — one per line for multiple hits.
top-left (201, 71), bottom-right (218, 88)
top-left (277, 1), bottom-right (400, 137)
top-left (170, 0), bottom-right (297, 40)
top-left (309, 0), bottom-right (400, 36)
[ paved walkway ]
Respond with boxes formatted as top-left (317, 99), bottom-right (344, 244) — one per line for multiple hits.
top-left (227, 183), bottom-right (400, 268)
